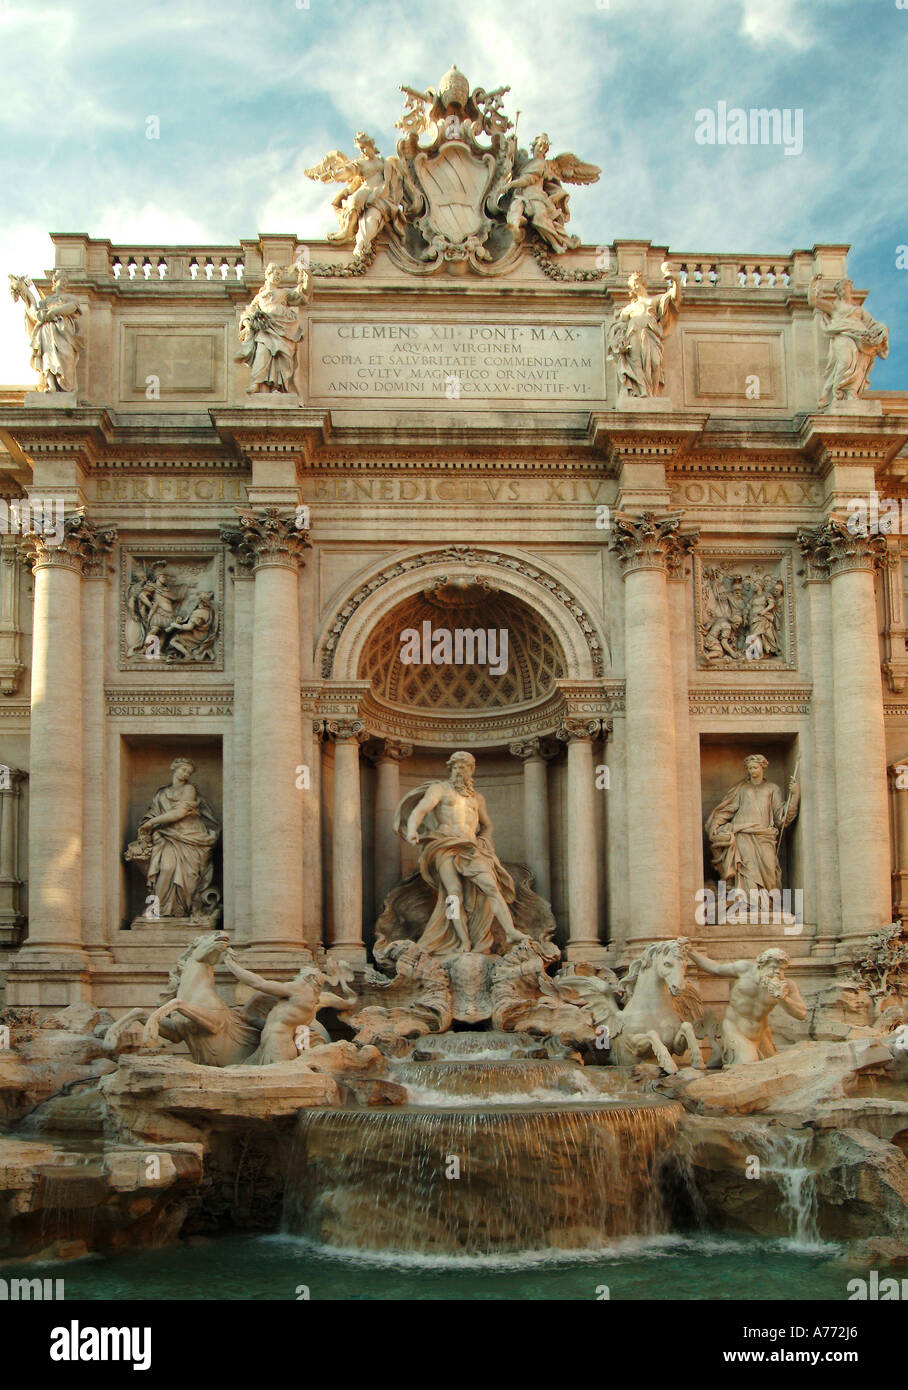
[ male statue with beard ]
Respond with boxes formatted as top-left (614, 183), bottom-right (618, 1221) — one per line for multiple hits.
top-left (395, 751), bottom-right (529, 956)
top-left (688, 946), bottom-right (807, 1065)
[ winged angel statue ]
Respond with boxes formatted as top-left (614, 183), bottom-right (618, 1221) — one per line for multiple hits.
top-left (305, 132), bottom-right (405, 259)
top-left (502, 133), bottom-right (600, 255)
top-left (304, 65), bottom-right (600, 274)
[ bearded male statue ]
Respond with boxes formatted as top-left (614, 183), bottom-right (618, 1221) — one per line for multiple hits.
top-left (394, 751), bottom-right (529, 956)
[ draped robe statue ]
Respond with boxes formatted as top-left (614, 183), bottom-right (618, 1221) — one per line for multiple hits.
top-left (127, 758), bottom-right (220, 918)
top-left (607, 264), bottom-right (681, 398)
top-left (235, 262), bottom-right (311, 394)
top-left (10, 269), bottom-right (81, 393)
top-left (706, 754), bottom-right (799, 899)
top-left (395, 751), bottom-right (529, 956)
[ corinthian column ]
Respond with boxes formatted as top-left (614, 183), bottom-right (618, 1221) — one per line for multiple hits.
top-left (19, 512), bottom-right (115, 955)
top-left (365, 739), bottom-right (412, 917)
top-left (556, 717), bottom-right (605, 957)
top-left (509, 738), bottom-right (554, 901)
top-left (323, 719), bottom-right (366, 963)
top-left (0, 768), bottom-right (26, 944)
top-left (222, 508), bottom-right (310, 951)
top-left (800, 521), bottom-right (890, 937)
top-left (888, 764), bottom-right (908, 919)
top-left (610, 512), bottom-right (697, 943)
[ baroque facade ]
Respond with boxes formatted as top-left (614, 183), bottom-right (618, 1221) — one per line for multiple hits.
top-left (1, 67), bottom-right (907, 1038)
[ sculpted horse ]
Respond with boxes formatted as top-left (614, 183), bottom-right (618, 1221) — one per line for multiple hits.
top-left (104, 931), bottom-right (261, 1066)
top-left (572, 938), bottom-right (705, 1074)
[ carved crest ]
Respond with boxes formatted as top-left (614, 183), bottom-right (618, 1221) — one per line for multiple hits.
top-left (306, 64), bottom-right (601, 276)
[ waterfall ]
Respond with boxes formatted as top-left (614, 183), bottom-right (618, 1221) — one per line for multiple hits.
top-left (283, 1097), bottom-right (683, 1255)
top-left (755, 1128), bottom-right (820, 1248)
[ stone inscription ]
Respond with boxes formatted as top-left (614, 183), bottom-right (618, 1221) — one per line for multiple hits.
top-left (309, 321), bottom-right (605, 401)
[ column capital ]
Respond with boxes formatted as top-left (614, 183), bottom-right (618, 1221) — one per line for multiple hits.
top-left (556, 716), bottom-right (609, 744)
top-left (19, 508), bottom-right (116, 576)
top-left (508, 737), bottom-right (558, 762)
top-left (0, 767), bottom-right (27, 792)
top-left (797, 519), bottom-right (889, 579)
top-left (221, 506), bottom-right (311, 571)
top-left (609, 510), bottom-right (698, 577)
top-left (363, 738), bottom-right (413, 765)
top-left (321, 717), bottom-right (365, 744)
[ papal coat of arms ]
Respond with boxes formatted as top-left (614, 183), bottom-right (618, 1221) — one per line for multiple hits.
top-left (305, 64), bottom-right (600, 275)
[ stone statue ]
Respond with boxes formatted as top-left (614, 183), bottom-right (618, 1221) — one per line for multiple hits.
top-left (222, 949), bottom-right (358, 1065)
top-left (706, 754), bottom-right (799, 905)
top-left (165, 590), bottom-right (217, 660)
top-left (9, 269), bottom-right (81, 393)
top-left (689, 946), bottom-right (807, 1065)
top-left (107, 931), bottom-right (260, 1066)
top-left (490, 939), bottom-right (593, 1044)
top-left (607, 264), bottom-right (682, 399)
top-left (125, 758), bottom-right (220, 920)
top-left (235, 261), bottom-right (311, 394)
top-left (589, 938), bottom-right (705, 1074)
top-left (305, 133), bottom-right (404, 259)
top-left (396, 750), bottom-right (529, 955)
top-left (809, 276), bottom-right (889, 406)
top-left (502, 133), bottom-right (600, 255)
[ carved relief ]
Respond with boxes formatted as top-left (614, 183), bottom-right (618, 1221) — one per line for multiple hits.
top-left (694, 550), bottom-right (795, 669)
top-left (306, 65), bottom-right (600, 277)
top-left (120, 548), bottom-right (223, 671)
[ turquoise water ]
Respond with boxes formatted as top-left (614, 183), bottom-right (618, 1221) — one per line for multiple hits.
top-left (7, 1232), bottom-right (853, 1300)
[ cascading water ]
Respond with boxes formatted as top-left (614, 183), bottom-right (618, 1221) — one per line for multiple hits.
top-left (755, 1128), bottom-right (820, 1247)
top-left (282, 1038), bottom-right (683, 1255)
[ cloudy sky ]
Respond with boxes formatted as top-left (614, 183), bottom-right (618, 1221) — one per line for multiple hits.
top-left (0, 0), bottom-right (906, 387)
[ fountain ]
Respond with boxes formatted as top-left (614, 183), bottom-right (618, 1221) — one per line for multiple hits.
top-left (283, 1036), bottom-right (683, 1254)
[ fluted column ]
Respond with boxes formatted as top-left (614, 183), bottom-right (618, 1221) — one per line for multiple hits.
top-left (889, 764), bottom-right (908, 919)
top-left (509, 738), bottom-right (554, 901)
top-left (800, 521), bottom-right (890, 938)
top-left (366, 740), bottom-right (412, 917)
top-left (222, 508), bottom-right (310, 950)
top-left (610, 512), bottom-right (697, 942)
top-left (324, 718), bottom-right (366, 962)
top-left (557, 717), bottom-right (604, 956)
top-left (19, 512), bottom-right (115, 953)
top-left (0, 768), bottom-right (26, 943)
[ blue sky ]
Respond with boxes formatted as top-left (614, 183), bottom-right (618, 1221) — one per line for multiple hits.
top-left (1, 0), bottom-right (906, 388)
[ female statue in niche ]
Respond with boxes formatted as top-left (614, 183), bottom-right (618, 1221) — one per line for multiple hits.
top-left (126, 758), bottom-right (220, 919)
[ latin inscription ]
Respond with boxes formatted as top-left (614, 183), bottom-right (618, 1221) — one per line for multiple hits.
top-left (309, 321), bottom-right (605, 401)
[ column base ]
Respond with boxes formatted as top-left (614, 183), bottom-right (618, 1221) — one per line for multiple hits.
top-left (3, 945), bottom-right (93, 1007)
top-left (564, 941), bottom-right (611, 966)
top-left (327, 942), bottom-right (367, 967)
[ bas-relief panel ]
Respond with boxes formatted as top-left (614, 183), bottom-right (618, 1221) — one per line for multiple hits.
top-left (693, 549), bottom-right (796, 672)
top-left (119, 545), bottom-right (224, 672)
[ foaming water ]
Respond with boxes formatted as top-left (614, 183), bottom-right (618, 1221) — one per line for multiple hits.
top-left (755, 1128), bottom-right (822, 1250)
top-left (283, 1100), bottom-right (683, 1255)
top-left (392, 1058), bottom-right (601, 1105)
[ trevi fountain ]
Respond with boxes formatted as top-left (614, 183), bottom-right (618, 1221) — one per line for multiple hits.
top-left (0, 65), bottom-right (907, 1316)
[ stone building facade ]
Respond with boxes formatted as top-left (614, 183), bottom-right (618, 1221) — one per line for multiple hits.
top-left (1, 77), bottom-right (907, 1028)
